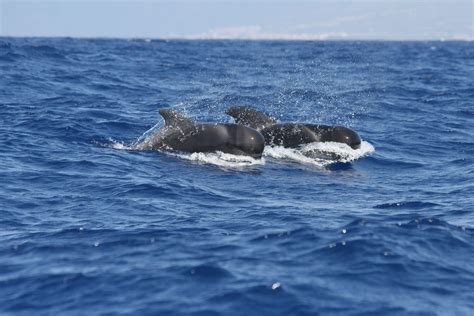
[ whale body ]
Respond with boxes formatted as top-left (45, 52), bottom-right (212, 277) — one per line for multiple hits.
top-left (135, 108), bottom-right (265, 158)
top-left (226, 106), bottom-right (361, 150)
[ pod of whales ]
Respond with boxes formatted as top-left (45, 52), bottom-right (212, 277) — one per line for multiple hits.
top-left (226, 106), bottom-right (362, 149)
top-left (134, 108), bottom-right (265, 158)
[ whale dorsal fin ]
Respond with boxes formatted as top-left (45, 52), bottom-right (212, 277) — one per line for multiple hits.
top-left (226, 106), bottom-right (277, 130)
top-left (159, 108), bottom-right (195, 129)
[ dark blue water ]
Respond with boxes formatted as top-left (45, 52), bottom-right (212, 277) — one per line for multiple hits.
top-left (1, 38), bottom-right (473, 315)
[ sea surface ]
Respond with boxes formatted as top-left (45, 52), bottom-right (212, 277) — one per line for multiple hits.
top-left (1, 38), bottom-right (473, 315)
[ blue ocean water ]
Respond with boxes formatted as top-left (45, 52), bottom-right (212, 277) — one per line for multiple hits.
top-left (1, 38), bottom-right (473, 315)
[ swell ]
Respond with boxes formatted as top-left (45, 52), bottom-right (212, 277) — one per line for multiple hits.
top-left (0, 38), bottom-right (473, 315)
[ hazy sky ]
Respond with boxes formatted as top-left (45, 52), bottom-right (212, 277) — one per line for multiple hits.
top-left (1, 0), bottom-right (472, 40)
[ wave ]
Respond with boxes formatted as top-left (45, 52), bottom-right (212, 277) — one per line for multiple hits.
top-left (174, 151), bottom-right (265, 168)
top-left (263, 140), bottom-right (374, 167)
top-left (21, 44), bottom-right (68, 60)
top-left (374, 201), bottom-right (441, 210)
top-left (0, 52), bottom-right (25, 62)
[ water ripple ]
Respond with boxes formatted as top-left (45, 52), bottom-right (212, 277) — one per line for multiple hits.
top-left (0, 38), bottom-right (472, 315)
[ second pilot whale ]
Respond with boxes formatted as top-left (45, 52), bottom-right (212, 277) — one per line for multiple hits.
top-left (226, 106), bottom-right (362, 150)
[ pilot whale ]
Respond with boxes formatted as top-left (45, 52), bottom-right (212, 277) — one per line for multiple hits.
top-left (226, 106), bottom-right (361, 150)
top-left (134, 108), bottom-right (265, 158)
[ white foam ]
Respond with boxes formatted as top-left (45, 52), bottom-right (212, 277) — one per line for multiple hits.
top-left (263, 140), bottom-right (374, 166)
top-left (109, 141), bottom-right (132, 150)
top-left (105, 134), bottom-right (373, 168)
top-left (95, 138), bottom-right (134, 150)
top-left (175, 151), bottom-right (265, 168)
top-left (263, 145), bottom-right (325, 166)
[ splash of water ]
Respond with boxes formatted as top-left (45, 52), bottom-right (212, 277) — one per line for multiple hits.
top-left (264, 140), bottom-right (374, 167)
top-left (175, 151), bottom-right (265, 168)
top-left (105, 137), bottom-right (373, 168)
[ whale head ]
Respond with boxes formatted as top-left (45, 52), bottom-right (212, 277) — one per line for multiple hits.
top-left (228, 125), bottom-right (265, 158)
top-left (330, 126), bottom-right (361, 149)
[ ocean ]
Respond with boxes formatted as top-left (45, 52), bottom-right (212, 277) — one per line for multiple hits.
top-left (0, 38), bottom-right (473, 315)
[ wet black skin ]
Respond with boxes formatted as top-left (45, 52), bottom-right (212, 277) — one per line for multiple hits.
top-left (159, 123), bottom-right (265, 158)
top-left (136, 109), bottom-right (265, 158)
top-left (226, 106), bottom-right (362, 150)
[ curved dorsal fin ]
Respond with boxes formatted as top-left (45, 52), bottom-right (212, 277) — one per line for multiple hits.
top-left (159, 108), bottom-right (195, 129)
top-left (226, 106), bottom-right (277, 130)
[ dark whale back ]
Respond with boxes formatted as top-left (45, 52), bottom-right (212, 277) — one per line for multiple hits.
top-left (166, 123), bottom-right (264, 158)
top-left (226, 106), bottom-right (277, 130)
top-left (136, 108), bottom-right (265, 158)
top-left (259, 123), bottom-right (320, 147)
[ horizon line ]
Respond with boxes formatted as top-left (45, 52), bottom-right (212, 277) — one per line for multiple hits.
top-left (1, 35), bottom-right (473, 42)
